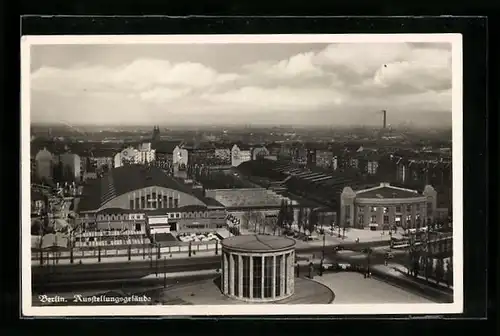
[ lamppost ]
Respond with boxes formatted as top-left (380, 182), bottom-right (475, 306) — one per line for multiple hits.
top-left (163, 257), bottom-right (167, 288)
top-left (319, 234), bottom-right (326, 276)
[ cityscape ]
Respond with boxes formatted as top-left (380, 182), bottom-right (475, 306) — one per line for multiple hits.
top-left (24, 36), bottom-right (460, 315)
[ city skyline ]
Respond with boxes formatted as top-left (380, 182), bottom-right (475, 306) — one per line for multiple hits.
top-left (30, 41), bottom-right (453, 127)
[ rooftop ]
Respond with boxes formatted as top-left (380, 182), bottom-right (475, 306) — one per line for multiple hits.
top-left (78, 165), bottom-right (202, 212)
top-left (222, 234), bottom-right (296, 252)
top-left (355, 183), bottom-right (420, 199)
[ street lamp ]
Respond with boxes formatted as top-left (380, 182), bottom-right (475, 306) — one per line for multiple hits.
top-left (163, 257), bottom-right (167, 288)
top-left (320, 234), bottom-right (326, 276)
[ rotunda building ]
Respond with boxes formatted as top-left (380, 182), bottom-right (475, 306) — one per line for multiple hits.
top-left (221, 235), bottom-right (296, 302)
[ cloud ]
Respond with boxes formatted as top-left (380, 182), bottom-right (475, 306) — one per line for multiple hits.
top-left (202, 86), bottom-right (343, 109)
top-left (30, 42), bottom-right (453, 126)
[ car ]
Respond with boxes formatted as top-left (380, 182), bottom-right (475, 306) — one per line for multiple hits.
top-left (337, 263), bottom-right (351, 270)
top-left (321, 263), bottom-right (335, 271)
top-left (384, 252), bottom-right (395, 259)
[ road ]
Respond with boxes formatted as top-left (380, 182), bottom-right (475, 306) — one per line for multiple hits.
top-left (32, 240), bottom-right (392, 288)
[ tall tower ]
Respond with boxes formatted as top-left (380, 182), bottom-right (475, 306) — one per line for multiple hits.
top-left (382, 110), bottom-right (387, 129)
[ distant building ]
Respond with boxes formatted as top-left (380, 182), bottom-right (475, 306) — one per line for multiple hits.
top-left (316, 150), bottom-right (334, 169)
top-left (340, 183), bottom-right (438, 231)
top-left (152, 125), bottom-right (161, 142)
top-left (35, 148), bottom-right (54, 181)
top-left (306, 148), bottom-right (317, 167)
top-left (113, 143), bottom-right (155, 168)
top-left (60, 152), bottom-right (82, 181)
top-left (251, 146), bottom-right (270, 161)
top-left (231, 144), bottom-right (252, 167)
top-left (31, 189), bottom-right (45, 215)
top-left (214, 146), bottom-right (232, 164)
top-left (114, 146), bottom-right (139, 168)
top-left (173, 146), bottom-right (189, 166)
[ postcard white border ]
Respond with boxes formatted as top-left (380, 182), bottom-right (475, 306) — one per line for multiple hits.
top-left (21, 33), bottom-right (463, 317)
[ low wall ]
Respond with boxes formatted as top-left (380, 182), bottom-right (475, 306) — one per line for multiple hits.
top-left (31, 241), bottom-right (218, 261)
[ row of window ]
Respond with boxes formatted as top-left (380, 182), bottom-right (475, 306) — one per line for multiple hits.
top-left (358, 214), bottom-right (425, 225)
top-left (129, 195), bottom-right (179, 210)
top-left (353, 202), bottom-right (433, 214)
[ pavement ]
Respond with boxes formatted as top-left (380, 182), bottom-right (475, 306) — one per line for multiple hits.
top-left (312, 272), bottom-right (433, 304)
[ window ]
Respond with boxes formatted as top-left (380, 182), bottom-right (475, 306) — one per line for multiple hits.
top-left (383, 207), bottom-right (388, 214)
top-left (406, 205), bottom-right (412, 213)
top-left (395, 206), bottom-right (402, 213)
top-left (370, 215), bottom-right (377, 223)
top-left (163, 196), bottom-right (168, 208)
top-left (395, 215), bottom-right (402, 223)
top-left (129, 199), bottom-right (134, 209)
top-left (233, 254), bottom-right (240, 297)
top-left (264, 256), bottom-right (273, 298)
top-left (345, 205), bottom-right (351, 219)
top-left (275, 255), bottom-right (282, 296)
top-left (168, 197), bottom-right (173, 208)
top-left (253, 256), bottom-right (262, 298)
top-left (141, 196), bottom-right (146, 209)
top-left (416, 204), bottom-right (420, 211)
top-left (371, 206), bottom-right (378, 212)
top-left (135, 223), bottom-right (141, 231)
top-left (383, 215), bottom-right (389, 224)
top-left (406, 215), bottom-right (412, 221)
top-left (358, 215), bottom-right (364, 225)
top-left (174, 198), bottom-right (179, 208)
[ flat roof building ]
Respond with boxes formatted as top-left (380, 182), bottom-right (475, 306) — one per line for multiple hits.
top-left (221, 235), bottom-right (296, 302)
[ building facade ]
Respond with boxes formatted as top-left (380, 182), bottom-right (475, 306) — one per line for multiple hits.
top-left (214, 147), bottom-right (231, 164)
top-left (340, 183), bottom-right (438, 231)
top-left (60, 152), bottom-right (82, 182)
top-left (251, 146), bottom-right (270, 161)
top-left (231, 144), bottom-right (252, 167)
top-left (316, 150), bottom-right (334, 169)
top-left (35, 148), bottom-right (54, 181)
top-left (221, 235), bottom-right (296, 302)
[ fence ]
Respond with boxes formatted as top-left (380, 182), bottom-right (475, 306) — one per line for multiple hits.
top-left (31, 241), bottom-right (219, 263)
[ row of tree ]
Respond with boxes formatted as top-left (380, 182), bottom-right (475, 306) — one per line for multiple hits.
top-left (242, 200), bottom-right (324, 237)
top-left (405, 231), bottom-right (454, 288)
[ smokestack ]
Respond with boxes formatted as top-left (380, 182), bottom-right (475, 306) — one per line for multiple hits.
top-left (382, 110), bottom-right (387, 129)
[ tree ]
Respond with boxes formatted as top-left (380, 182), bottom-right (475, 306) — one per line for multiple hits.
top-left (307, 210), bottom-right (318, 235)
top-left (434, 257), bottom-right (445, 285)
top-left (424, 256), bottom-right (434, 282)
top-left (444, 258), bottom-right (453, 288)
top-left (297, 207), bottom-right (304, 233)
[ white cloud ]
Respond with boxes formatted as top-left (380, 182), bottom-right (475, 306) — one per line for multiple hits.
top-left (30, 43), bottom-right (452, 126)
top-left (202, 86), bottom-right (343, 109)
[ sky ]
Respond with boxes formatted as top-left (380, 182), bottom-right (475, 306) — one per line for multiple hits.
top-left (29, 42), bottom-right (453, 127)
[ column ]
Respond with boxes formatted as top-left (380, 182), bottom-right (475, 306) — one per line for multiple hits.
top-left (289, 251), bottom-right (295, 295)
top-left (249, 255), bottom-right (253, 299)
top-left (272, 255), bottom-right (276, 299)
top-left (364, 205), bottom-right (370, 229)
top-left (411, 204), bottom-right (417, 229)
top-left (389, 205), bottom-right (396, 228)
top-left (238, 255), bottom-right (243, 299)
top-left (261, 256), bottom-right (265, 299)
top-left (229, 253), bottom-right (235, 296)
top-left (223, 252), bottom-right (228, 294)
top-left (280, 253), bottom-right (286, 296)
top-left (377, 206), bottom-right (384, 230)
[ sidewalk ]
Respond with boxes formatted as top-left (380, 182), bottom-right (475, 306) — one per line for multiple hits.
top-left (383, 263), bottom-right (454, 290)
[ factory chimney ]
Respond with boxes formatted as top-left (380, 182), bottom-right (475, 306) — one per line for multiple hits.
top-left (382, 110), bottom-right (387, 129)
